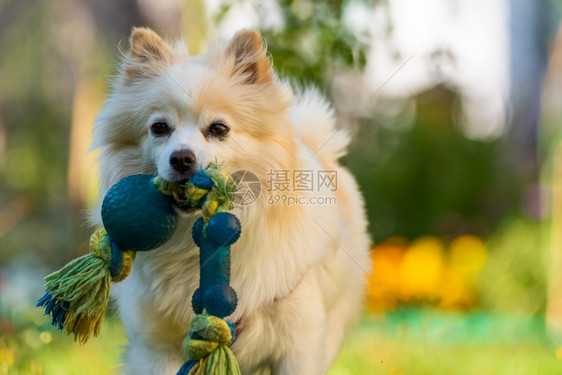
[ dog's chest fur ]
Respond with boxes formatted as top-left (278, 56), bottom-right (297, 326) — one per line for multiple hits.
top-left (112, 199), bottom-right (335, 347)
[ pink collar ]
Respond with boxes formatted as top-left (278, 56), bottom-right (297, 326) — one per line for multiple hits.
top-left (233, 277), bottom-right (303, 342)
top-left (273, 277), bottom-right (303, 303)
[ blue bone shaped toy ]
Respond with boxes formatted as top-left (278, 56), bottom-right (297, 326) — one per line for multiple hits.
top-left (37, 164), bottom-right (242, 375)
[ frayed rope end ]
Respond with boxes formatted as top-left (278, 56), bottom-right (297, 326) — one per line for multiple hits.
top-left (36, 291), bottom-right (68, 331)
top-left (176, 359), bottom-right (197, 375)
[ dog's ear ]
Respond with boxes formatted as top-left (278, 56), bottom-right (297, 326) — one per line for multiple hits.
top-left (225, 30), bottom-right (273, 85)
top-left (123, 27), bottom-right (173, 84)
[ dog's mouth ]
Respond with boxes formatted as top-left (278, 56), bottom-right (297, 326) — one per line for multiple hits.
top-left (171, 189), bottom-right (195, 214)
top-left (170, 179), bottom-right (196, 214)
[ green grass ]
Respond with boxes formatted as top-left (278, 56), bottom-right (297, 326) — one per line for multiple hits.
top-left (2, 309), bottom-right (561, 374)
top-left (330, 310), bottom-right (562, 375)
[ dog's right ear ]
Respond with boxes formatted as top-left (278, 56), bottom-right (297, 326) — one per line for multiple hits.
top-left (123, 27), bottom-right (173, 84)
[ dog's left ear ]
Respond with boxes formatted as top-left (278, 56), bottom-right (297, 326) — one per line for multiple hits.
top-left (225, 30), bottom-right (273, 85)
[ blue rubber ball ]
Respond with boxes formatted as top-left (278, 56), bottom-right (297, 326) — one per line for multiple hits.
top-left (102, 174), bottom-right (178, 251)
top-left (191, 288), bottom-right (204, 314)
top-left (206, 212), bottom-right (241, 247)
top-left (203, 284), bottom-right (238, 318)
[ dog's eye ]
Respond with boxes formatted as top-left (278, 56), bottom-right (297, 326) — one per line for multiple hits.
top-left (208, 122), bottom-right (229, 138)
top-left (151, 121), bottom-right (171, 137)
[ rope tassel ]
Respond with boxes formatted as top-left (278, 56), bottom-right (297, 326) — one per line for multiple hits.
top-left (37, 229), bottom-right (135, 343)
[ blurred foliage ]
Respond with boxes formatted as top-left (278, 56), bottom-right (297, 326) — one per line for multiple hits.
top-left (479, 218), bottom-right (548, 314)
top-left (343, 87), bottom-right (524, 242)
top-left (0, 1), bottom-right (74, 266)
top-left (215, 0), bottom-right (371, 87)
top-left (262, 0), bottom-right (369, 86)
top-left (0, 0), bottom-right (136, 266)
top-left (0, 308), bottom-right (125, 374)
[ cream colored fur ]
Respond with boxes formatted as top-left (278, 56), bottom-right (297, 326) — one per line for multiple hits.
top-left (92, 27), bottom-right (370, 375)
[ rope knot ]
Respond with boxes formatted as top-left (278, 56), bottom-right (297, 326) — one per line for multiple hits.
top-left (89, 228), bottom-right (135, 282)
top-left (89, 229), bottom-right (111, 261)
top-left (178, 312), bottom-right (240, 375)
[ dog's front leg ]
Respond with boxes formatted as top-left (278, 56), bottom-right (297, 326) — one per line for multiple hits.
top-left (113, 276), bottom-right (189, 375)
top-left (270, 281), bottom-right (327, 375)
top-left (272, 320), bottom-right (326, 375)
top-left (273, 341), bottom-right (325, 375)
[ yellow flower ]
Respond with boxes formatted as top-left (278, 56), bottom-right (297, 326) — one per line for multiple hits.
top-left (0, 348), bottom-right (15, 366)
top-left (439, 267), bottom-right (474, 309)
top-left (399, 237), bottom-right (445, 300)
top-left (449, 235), bottom-right (487, 278)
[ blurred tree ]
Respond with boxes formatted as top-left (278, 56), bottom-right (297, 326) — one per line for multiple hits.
top-left (479, 218), bottom-right (547, 314)
top-left (214, 0), bottom-right (372, 87)
top-left (344, 86), bottom-right (521, 242)
top-left (0, 0), bottom-right (74, 265)
top-left (0, 0), bottom-right (149, 265)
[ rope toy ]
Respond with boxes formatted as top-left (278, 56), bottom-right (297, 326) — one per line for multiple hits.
top-left (37, 164), bottom-right (242, 374)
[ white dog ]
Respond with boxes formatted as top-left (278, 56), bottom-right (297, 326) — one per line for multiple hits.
top-left (92, 27), bottom-right (370, 375)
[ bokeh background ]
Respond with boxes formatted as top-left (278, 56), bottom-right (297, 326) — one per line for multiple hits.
top-left (1, 0), bottom-right (562, 374)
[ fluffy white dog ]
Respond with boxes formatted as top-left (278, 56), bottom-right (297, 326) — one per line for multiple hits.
top-left (91, 27), bottom-right (370, 375)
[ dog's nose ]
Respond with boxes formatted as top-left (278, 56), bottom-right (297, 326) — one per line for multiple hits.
top-left (169, 149), bottom-right (196, 173)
